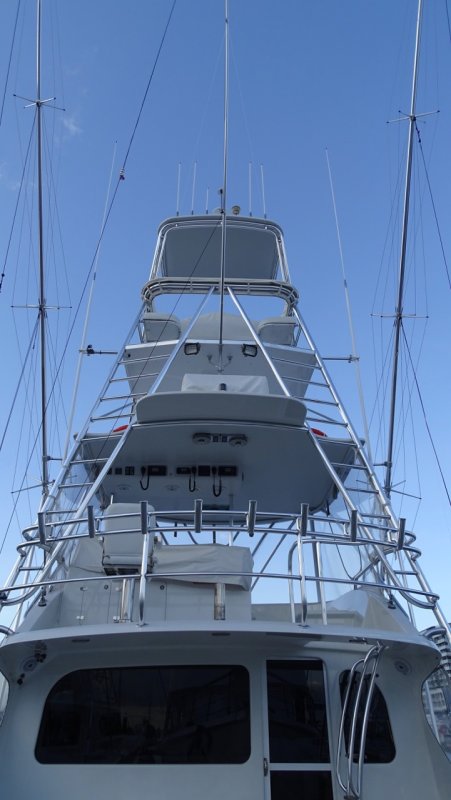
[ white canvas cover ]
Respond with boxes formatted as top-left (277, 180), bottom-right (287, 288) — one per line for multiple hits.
top-left (102, 502), bottom-right (156, 569)
top-left (257, 316), bottom-right (297, 345)
top-left (181, 373), bottom-right (269, 395)
top-left (182, 311), bottom-right (252, 341)
top-left (135, 391), bottom-right (307, 426)
top-left (152, 543), bottom-right (253, 590)
top-left (142, 312), bottom-right (181, 343)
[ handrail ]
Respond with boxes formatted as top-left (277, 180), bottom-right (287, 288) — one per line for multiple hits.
top-left (336, 644), bottom-right (385, 799)
top-left (0, 506), bottom-right (440, 615)
top-left (138, 501), bottom-right (152, 626)
top-left (141, 276), bottom-right (299, 310)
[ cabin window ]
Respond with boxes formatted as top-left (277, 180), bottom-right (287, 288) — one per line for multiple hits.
top-left (36, 665), bottom-right (250, 764)
top-left (339, 670), bottom-right (396, 763)
top-left (422, 667), bottom-right (451, 761)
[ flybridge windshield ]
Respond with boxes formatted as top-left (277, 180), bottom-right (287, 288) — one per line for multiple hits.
top-left (152, 216), bottom-right (287, 282)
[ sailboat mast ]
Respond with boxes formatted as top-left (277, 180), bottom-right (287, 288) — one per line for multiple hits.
top-left (36, 0), bottom-right (49, 497)
top-left (384, 0), bottom-right (423, 497)
top-left (218, 0), bottom-right (229, 371)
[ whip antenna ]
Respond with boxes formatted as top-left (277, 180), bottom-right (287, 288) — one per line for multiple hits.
top-left (326, 148), bottom-right (372, 462)
top-left (63, 142), bottom-right (118, 462)
top-left (191, 160), bottom-right (197, 214)
top-left (176, 161), bottom-right (181, 216)
top-left (260, 163), bottom-right (267, 219)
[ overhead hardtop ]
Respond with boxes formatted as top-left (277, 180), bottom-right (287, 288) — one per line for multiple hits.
top-left (150, 214), bottom-right (289, 282)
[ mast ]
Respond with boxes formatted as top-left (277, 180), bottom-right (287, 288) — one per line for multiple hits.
top-left (218, 0), bottom-right (229, 371)
top-left (384, 0), bottom-right (423, 497)
top-left (36, 0), bottom-right (49, 497)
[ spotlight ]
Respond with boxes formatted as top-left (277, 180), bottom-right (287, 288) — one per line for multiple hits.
top-left (242, 343), bottom-right (258, 357)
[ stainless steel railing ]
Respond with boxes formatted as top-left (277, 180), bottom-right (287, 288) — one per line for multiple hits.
top-left (0, 501), bottom-right (440, 635)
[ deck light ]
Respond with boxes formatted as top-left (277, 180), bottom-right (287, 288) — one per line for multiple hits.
top-left (242, 343), bottom-right (258, 357)
top-left (184, 342), bottom-right (200, 355)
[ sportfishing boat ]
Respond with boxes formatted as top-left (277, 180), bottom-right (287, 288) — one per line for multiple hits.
top-left (0, 1), bottom-right (450, 798)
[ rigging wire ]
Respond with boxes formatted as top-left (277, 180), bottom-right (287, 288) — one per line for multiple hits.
top-left (42, 111), bottom-right (72, 307)
top-left (401, 325), bottom-right (451, 507)
top-left (414, 122), bottom-right (451, 289)
top-left (0, 317), bottom-right (39, 454)
top-left (121, 0), bottom-right (176, 172)
top-left (0, 0), bottom-right (21, 129)
top-left (41, 115), bottom-right (73, 438)
top-left (0, 115), bottom-right (36, 295)
top-left (445, 0), bottom-right (451, 42)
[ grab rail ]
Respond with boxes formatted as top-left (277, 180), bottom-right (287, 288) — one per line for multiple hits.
top-left (336, 644), bottom-right (385, 799)
top-left (0, 503), bottom-right (440, 624)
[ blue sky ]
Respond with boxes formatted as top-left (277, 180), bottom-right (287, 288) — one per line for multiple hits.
top-left (0, 0), bottom-right (450, 623)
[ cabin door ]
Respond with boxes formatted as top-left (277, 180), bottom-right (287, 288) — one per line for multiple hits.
top-left (264, 659), bottom-right (334, 800)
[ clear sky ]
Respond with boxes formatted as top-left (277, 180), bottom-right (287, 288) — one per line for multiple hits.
top-left (0, 0), bottom-right (450, 624)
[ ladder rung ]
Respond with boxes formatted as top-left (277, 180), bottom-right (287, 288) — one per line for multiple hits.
top-left (78, 433), bottom-right (121, 443)
top-left (69, 457), bottom-right (108, 466)
top-left (304, 397), bottom-right (339, 407)
top-left (90, 413), bottom-right (132, 422)
top-left (393, 570), bottom-right (417, 576)
top-left (59, 482), bottom-right (94, 489)
top-left (330, 461), bottom-right (366, 470)
top-left (305, 417), bottom-right (348, 427)
top-left (118, 354), bottom-right (168, 366)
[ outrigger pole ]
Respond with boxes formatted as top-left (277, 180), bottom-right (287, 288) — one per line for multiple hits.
top-left (218, 0), bottom-right (229, 372)
top-left (384, 0), bottom-right (423, 497)
top-left (36, 0), bottom-right (50, 498)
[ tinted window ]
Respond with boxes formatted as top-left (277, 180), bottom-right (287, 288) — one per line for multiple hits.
top-left (422, 667), bottom-right (451, 761)
top-left (270, 771), bottom-right (333, 799)
top-left (340, 671), bottom-right (395, 763)
top-left (267, 660), bottom-right (329, 762)
top-left (0, 671), bottom-right (9, 726)
top-left (36, 665), bottom-right (250, 764)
